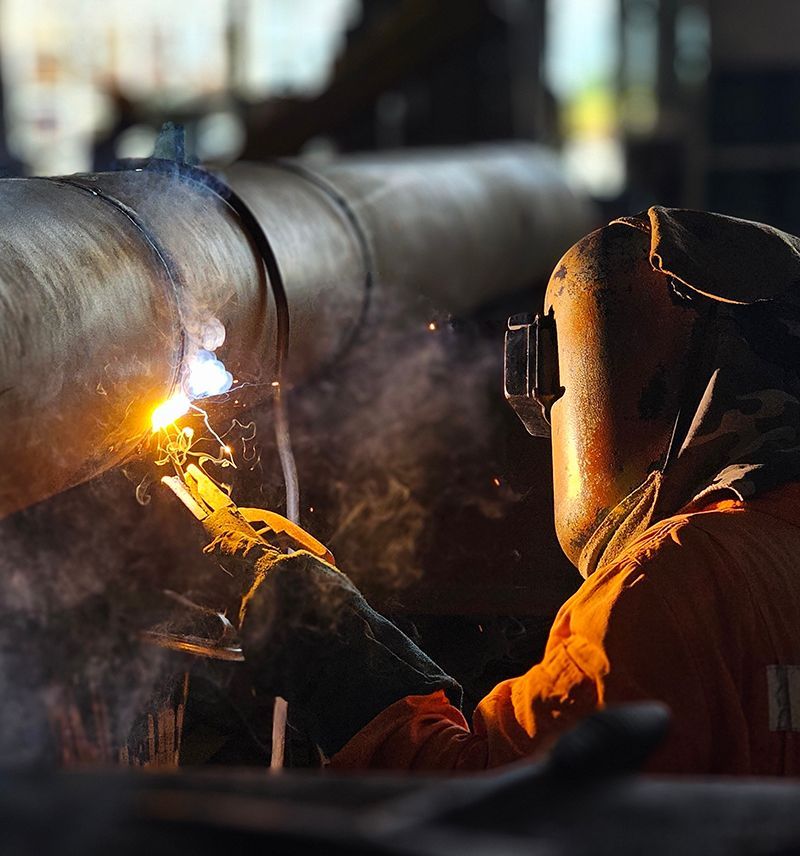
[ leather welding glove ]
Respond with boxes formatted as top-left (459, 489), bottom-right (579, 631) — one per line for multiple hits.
top-left (202, 508), bottom-right (463, 758)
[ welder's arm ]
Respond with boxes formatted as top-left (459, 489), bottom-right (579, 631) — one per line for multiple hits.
top-left (204, 509), bottom-right (462, 758)
top-left (207, 512), bottom-right (712, 772)
top-left (331, 533), bottom-right (716, 773)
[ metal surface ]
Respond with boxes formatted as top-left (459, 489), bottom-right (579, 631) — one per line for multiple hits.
top-left (0, 145), bottom-right (592, 517)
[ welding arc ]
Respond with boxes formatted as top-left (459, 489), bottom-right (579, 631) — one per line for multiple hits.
top-left (139, 159), bottom-right (298, 771)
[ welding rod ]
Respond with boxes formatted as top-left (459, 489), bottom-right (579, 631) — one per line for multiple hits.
top-left (160, 476), bottom-right (208, 521)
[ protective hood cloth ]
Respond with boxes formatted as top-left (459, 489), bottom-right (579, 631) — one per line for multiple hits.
top-left (579, 207), bottom-right (800, 578)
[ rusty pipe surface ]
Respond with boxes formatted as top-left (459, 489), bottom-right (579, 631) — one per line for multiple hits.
top-left (0, 145), bottom-right (593, 517)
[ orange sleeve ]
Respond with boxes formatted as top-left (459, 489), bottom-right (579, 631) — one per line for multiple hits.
top-left (331, 521), bottom-right (716, 773)
top-left (330, 623), bottom-right (610, 771)
top-left (331, 584), bottom-right (614, 771)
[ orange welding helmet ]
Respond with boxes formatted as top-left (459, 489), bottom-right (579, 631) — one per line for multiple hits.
top-left (506, 206), bottom-right (800, 571)
top-left (505, 220), bottom-right (698, 567)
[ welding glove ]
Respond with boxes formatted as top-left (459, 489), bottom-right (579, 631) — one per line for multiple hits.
top-left (203, 508), bottom-right (463, 757)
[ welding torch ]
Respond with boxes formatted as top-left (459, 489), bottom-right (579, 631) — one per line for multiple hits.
top-left (162, 464), bottom-right (334, 567)
top-left (143, 464), bottom-right (335, 663)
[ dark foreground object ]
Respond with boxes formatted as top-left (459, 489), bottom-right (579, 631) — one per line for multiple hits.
top-left (4, 705), bottom-right (800, 856)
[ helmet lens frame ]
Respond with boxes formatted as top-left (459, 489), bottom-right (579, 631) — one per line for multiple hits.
top-left (504, 309), bottom-right (565, 437)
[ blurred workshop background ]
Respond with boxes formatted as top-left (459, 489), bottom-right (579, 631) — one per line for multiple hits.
top-left (0, 0), bottom-right (796, 232)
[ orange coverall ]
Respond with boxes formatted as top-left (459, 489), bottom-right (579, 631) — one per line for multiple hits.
top-left (331, 482), bottom-right (800, 775)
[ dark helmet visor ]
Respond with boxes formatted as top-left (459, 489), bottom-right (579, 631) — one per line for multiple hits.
top-left (504, 309), bottom-right (564, 437)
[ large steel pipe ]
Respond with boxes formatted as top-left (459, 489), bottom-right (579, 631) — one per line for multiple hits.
top-left (0, 145), bottom-right (592, 517)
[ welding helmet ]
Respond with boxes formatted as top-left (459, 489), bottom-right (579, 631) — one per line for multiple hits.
top-left (505, 220), bottom-right (698, 566)
top-left (507, 206), bottom-right (800, 567)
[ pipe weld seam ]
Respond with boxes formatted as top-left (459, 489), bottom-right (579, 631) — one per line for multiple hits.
top-left (35, 175), bottom-right (187, 397)
top-left (272, 159), bottom-right (375, 362)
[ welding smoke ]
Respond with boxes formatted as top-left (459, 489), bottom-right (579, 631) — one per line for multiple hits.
top-left (272, 301), bottom-right (518, 600)
top-left (0, 475), bottom-right (184, 765)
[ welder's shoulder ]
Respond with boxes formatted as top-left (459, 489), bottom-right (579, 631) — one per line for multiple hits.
top-left (557, 513), bottom-right (732, 660)
top-left (590, 499), bottom-right (789, 617)
top-left (570, 499), bottom-right (800, 641)
top-left (588, 506), bottom-right (748, 604)
top-left (561, 515), bottom-right (729, 661)
top-left (571, 501), bottom-right (800, 674)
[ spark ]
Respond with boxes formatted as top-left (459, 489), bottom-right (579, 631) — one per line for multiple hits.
top-left (492, 477), bottom-right (501, 487)
top-left (150, 348), bottom-right (231, 433)
top-left (151, 393), bottom-right (191, 431)
top-left (427, 321), bottom-right (437, 332)
top-left (190, 402), bottom-right (228, 451)
top-left (153, 420), bottom-right (197, 472)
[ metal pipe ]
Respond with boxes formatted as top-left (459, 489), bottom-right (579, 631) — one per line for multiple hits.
top-left (0, 145), bottom-right (593, 518)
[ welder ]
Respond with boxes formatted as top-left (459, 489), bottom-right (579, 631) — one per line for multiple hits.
top-left (206, 207), bottom-right (800, 775)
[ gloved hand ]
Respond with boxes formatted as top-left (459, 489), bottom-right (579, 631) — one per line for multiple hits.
top-left (202, 508), bottom-right (463, 757)
top-left (202, 507), bottom-right (281, 619)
